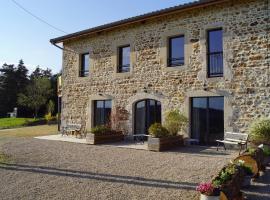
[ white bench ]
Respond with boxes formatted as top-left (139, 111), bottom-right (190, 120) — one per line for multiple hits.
top-left (62, 124), bottom-right (82, 137)
top-left (133, 134), bottom-right (150, 144)
top-left (216, 132), bottom-right (249, 154)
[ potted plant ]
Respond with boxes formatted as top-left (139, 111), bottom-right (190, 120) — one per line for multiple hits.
top-left (196, 182), bottom-right (220, 200)
top-left (235, 160), bottom-right (253, 188)
top-left (86, 125), bottom-right (124, 145)
top-left (212, 164), bottom-right (244, 200)
top-left (147, 123), bottom-right (183, 151)
top-left (249, 117), bottom-right (270, 147)
top-left (164, 110), bottom-right (188, 136)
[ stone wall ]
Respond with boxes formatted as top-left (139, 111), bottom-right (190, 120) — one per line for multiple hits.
top-left (61, 0), bottom-right (269, 136)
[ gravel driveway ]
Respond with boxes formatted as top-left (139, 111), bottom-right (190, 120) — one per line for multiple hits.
top-left (0, 138), bottom-right (235, 200)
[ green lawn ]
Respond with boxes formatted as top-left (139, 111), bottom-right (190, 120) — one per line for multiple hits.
top-left (0, 118), bottom-right (44, 129)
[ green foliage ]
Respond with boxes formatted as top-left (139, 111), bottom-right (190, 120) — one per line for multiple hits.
top-left (148, 123), bottom-right (170, 138)
top-left (18, 77), bottom-right (52, 118)
top-left (0, 60), bottom-right (29, 117)
top-left (235, 160), bottom-right (253, 175)
top-left (212, 164), bottom-right (237, 187)
top-left (164, 110), bottom-right (188, 136)
top-left (90, 125), bottom-right (112, 135)
top-left (45, 113), bottom-right (53, 122)
top-left (47, 100), bottom-right (55, 114)
top-left (249, 118), bottom-right (270, 144)
top-left (247, 147), bottom-right (256, 155)
top-left (263, 145), bottom-right (270, 156)
top-left (0, 118), bottom-right (42, 129)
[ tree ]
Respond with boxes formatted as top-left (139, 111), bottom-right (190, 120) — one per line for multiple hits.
top-left (18, 77), bottom-right (52, 118)
top-left (47, 100), bottom-right (55, 114)
top-left (30, 66), bottom-right (52, 80)
top-left (0, 60), bottom-right (29, 117)
top-left (0, 63), bottom-right (18, 117)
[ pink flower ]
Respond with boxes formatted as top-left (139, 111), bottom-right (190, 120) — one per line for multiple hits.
top-left (196, 182), bottom-right (215, 195)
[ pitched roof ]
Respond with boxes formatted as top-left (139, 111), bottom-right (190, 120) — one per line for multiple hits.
top-left (50, 0), bottom-right (227, 44)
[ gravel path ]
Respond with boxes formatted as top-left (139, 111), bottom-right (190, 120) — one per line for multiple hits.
top-left (0, 138), bottom-right (236, 200)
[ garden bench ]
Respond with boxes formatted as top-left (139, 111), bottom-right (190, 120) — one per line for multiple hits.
top-left (133, 134), bottom-right (150, 144)
top-left (62, 123), bottom-right (82, 137)
top-left (216, 132), bottom-right (249, 154)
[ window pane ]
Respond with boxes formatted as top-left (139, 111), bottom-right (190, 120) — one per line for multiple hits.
top-left (119, 46), bottom-right (130, 72)
top-left (94, 101), bottom-right (103, 126)
top-left (208, 29), bottom-right (223, 53)
top-left (191, 98), bottom-right (207, 143)
top-left (94, 100), bottom-right (112, 126)
top-left (208, 29), bottom-right (223, 77)
top-left (81, 53), bottom-right (89, 77)
top-left (169, 36), bottom-right (184, 66)
top-left (208, 97), bottom-right (224, 142)
top-left (135, 101), bottom-right (146, 135)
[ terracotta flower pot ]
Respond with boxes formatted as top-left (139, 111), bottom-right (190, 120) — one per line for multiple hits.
top-left (200, 194), bottom-right (220, 200)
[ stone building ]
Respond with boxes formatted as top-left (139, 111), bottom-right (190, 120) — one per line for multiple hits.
top-left (51, 0), bottom-right (269, 144)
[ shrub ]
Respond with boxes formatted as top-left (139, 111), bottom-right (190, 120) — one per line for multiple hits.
top-left (249, 118), bottom-right (270, 144)
top-left (262, 145), bottom-right (270, 156)
top-left (235, 160), bottom-right (253, 175)
top-left (212, 164), bottom-right (237, 187)
top-left (90, 125), bottom-right (114, 135)
top-left (45, 113), bottom-right (53, 122)
top-left (164, 110), bottom-right (188, 136)
top-left (148, 123), bottom-right (169, 138)
top-left (247, 147), bottom-right (256, 156)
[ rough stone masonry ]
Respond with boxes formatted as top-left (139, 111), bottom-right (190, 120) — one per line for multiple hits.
top-left (60, 0), bottom-right (269, 137)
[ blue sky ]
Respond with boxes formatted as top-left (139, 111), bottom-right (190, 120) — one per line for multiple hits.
top-left (0, 0), bottom-right (193, 73)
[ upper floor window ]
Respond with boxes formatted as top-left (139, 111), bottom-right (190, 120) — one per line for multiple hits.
top-left (93, 100), bottom-right (112, 127)
top-left (207, 29), bottom-right (223, 77)
top-left (79, 53), bottom-right (89, 77)
top-left (168, 35), bottom-right (185, 67)
top-left (118, 45), bottom-right (130, 73)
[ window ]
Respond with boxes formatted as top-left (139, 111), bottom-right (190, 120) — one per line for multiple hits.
top-left (79, 53), bottom-right (89, 77)
top-left (118, 45), bottom-right (130, 73)
top-left (168, 35), bottom-right (185, 67)
top-left (207, 29), bottom-right (223, 77)
top-left (93, 100), bottom-right (112, 126)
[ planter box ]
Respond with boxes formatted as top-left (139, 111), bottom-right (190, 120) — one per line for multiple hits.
top-left (148, 135), bottom-right (183, 152)
top-left (86, 133), bottom-right (124, 145)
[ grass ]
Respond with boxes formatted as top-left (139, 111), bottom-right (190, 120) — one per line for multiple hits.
top-left (0, 125), bottom-right (58, 139)
top-left (0, 118), bottom-right (44, 129)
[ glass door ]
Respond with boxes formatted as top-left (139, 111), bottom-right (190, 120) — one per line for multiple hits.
top-left (191, 97), bottom-right (224, 144)
top-left (134, 99), bottom-right (161, 135)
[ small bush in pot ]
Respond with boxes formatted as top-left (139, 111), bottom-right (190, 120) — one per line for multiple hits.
top-left (212, 165), bottom-right (236, 187)
top-left (90, 125), bottom-right (113, 135)
top-left (196, 182), bottom-right (220, 200)
top-left (164, 110), bottom-right (188, 136)
top-left (212, 164), bottom-right (245, 199)
top-left (249, 117), bottom-right (270, 145)
top-left (148, 123), bottom-right (169, 138)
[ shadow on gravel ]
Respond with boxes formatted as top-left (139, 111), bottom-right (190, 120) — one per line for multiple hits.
top-left (168, 146), bottom-right (234, 157)
top-left (0, 163), bottom-right (197, 190)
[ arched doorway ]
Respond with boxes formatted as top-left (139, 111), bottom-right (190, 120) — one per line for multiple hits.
top-left (134, 99), bottom-right (161, 135)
